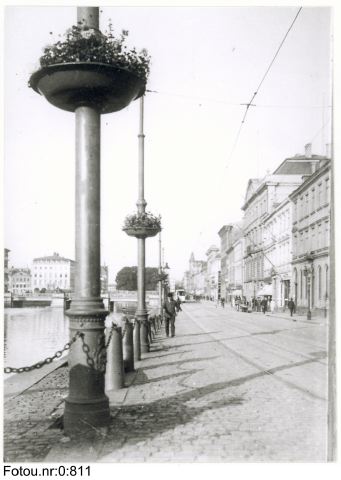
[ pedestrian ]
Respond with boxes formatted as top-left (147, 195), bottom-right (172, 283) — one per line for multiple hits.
top-left (288, 298), bottom-right (296, 319)
top-left (261, 298), bottom-right (267, 314)
top-left (163, 292), bottom-right (177, 337)
top-left (175, 295), bottom-right (182, 312)
top-left (221, 297), bottom-right (225, 308)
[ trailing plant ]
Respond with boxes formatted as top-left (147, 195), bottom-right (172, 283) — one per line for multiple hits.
top-left (39, 22), bottom-right (151, 82)
top-left (123, 212), bottom-right (161, 230)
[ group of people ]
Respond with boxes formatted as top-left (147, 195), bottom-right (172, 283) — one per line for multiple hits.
top-left (234, 295), bottom-right (297, 318)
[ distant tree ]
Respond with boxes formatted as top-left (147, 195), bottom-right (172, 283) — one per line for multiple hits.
top-left (116, 266), bottom-right (159, 291)
top-left (116, 267), bottom-right (138, 291)
top-left (145, 267), bottom-right (159, 291)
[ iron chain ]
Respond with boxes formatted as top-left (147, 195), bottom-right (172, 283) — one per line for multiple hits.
top-left (4, 331), bottom-right (84, 374)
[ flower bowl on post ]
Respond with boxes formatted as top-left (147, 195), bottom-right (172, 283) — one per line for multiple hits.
top-left (123, 225), bottom-right (161, 239)
top-left (29, 62), bottom-right (145, 113)
top-left (122, 212), bottom-right (161, 239)
top-left (28, 23), bottom-right (150, 113)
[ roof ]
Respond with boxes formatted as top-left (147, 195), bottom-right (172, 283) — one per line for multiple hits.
top-left (242, 174), bottom-right (303, 211)
top-left (33, 252), bottom-right (75, 263)
top-left (273, 154), bottom-right (328, 175)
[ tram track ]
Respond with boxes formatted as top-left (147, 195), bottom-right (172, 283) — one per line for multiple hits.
top-left (197, 306), bottom-right (327, 366)
top-left (182, 305), bottom-right (328, 402)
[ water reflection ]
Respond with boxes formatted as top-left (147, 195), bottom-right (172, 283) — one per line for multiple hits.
top-left (4, 307), bottom-right (69, 368)
top-left (4, 302), bottom-right (139, 369)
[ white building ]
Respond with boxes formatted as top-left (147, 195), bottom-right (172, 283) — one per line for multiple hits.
top-left (9, 268), bottom-right (32, 295)
top-left (263, 198), bottom-right (292, 309)
top-left (205, 245), bottom-right (220, 300)
top-left (32, 252), bottom-right (75, 292)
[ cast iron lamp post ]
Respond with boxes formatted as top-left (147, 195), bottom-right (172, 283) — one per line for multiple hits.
top-left (29, 6), bottom-right (145, 433)
top-left (123, 96), bottom-right (161, 354)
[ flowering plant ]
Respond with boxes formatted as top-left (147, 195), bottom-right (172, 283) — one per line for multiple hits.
top-left (123, 212), bottom-right (161, 230)
top-left (39, 22), bottom-right (151, 83)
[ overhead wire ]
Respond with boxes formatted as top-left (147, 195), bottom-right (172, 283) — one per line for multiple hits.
top-left (225, 6), bottom-right (303, 169)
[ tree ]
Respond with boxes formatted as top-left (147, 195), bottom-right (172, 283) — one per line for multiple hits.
top-left (116, 267), bottom-right (137, 291)
top-left (116, 266), bottom-right (159, 291)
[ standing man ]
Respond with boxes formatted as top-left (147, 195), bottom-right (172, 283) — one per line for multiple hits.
top-left (175, 295), bottom-right (182, 312)
top-left (163, 292), bottom-right (177, 337)
top-left (288, 298), bottom-right (296, 319)
top-left (261, 297), bottom-right (267, 314)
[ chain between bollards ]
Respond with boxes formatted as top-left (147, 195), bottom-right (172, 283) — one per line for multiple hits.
top-left (4, 331), bottom-right (84, 374)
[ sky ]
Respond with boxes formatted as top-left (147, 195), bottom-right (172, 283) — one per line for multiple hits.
top-left (3, 4), bottom-right (332, 283)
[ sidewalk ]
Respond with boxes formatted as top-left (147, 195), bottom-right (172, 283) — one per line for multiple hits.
top-left (4, 304), bottom-right (328, 462)
top-left (212, 301), bottom-right (327, 326)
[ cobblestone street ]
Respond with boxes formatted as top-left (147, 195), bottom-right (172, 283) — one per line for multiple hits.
top-left (4, 302), bottom-right (329, 463)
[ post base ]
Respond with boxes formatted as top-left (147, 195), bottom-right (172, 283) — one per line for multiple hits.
top-left (136, 314), bottom-right (149, 353)
top-left (64, 396), bottom-right (110, 435)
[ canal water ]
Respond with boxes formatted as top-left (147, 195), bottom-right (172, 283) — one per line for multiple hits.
top-left (4, 303), bottom-right (139, 370)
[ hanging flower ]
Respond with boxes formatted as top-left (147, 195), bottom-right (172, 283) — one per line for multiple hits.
top-left (123, 212), bottom-right (161, 230)
top-left (39, 23), bottom-right (151, 83)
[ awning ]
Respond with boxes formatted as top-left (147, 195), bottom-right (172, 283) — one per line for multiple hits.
top-left (256, 284), bottom-right (272, 296)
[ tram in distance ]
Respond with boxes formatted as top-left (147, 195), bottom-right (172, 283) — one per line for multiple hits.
top-left (175, 289), bottom-right (186, 302)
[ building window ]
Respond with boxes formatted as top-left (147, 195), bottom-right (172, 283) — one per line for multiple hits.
top-left (325, 265), bottom-right (329, 299)
top-left (317, 183), bottom-right (322, 208)
top-left (311, 188), bottom-right (315, 213)
top-left (325, 178), bottom-right (330, 204)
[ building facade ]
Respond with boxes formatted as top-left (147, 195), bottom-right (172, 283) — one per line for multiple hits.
top-left (186, 253), bottom-right (207, 297)
top-left (263, 198), bottom-right (292, 309)
top-left (32, 252), bottom-right (76, 292)
top-left (242, 174), bottom-right (303, 301)
top-left (218, 224), bottom-right (243, 303)
top-left (205, 245), bottom-right (220, 300)
top-left (8, 268), bottom-right (32, 295)
top-left (289, 159), bottom-right (331, 316)
top-left (4, 248), bottom-right (10, 293)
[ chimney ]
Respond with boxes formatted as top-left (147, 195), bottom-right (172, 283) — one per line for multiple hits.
top-left (304, 143), bottom-right (312, 158)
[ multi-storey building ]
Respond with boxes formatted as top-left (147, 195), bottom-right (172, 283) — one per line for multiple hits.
top-left (4, 248), bottom-right (10, 293)
top-left (218, 225), bottom-right (230, 302)
top-left (231, 236), bottom-right (245, 303)
top-left (242, 174), bottom-right (303, 301)
top-left (9, 268), bottom-right (32, 295)
top-left (263, 198), bottom-right (292, 309)
top-left (186, 253), bottom-right (207, 296)
top-left (218, 224), bottom-right (243, 303)
top-left (32, 252), bottom-right (75, 292)
top-left (289, 158), bottom-right (331, 316)
top-left (205, 245), bottom-right (220, 300)
top-left (241, 143), bottom-right (324, 302)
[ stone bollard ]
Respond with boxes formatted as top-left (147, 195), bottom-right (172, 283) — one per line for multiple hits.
top-left (134, 319), bottom-right (141, 362)
top-left (123, 318), bottom-right (134, 372)
top-left (105, 324), bottom-right (124, 391)
top-left (148, 319), bottom-right (153, 344)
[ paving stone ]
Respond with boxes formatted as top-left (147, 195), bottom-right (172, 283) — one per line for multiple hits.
top-left (4, 304), bottom-right (329, 462)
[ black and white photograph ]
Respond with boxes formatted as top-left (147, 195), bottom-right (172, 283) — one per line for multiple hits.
top-left (2, 1), bottom-right (338, 470)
